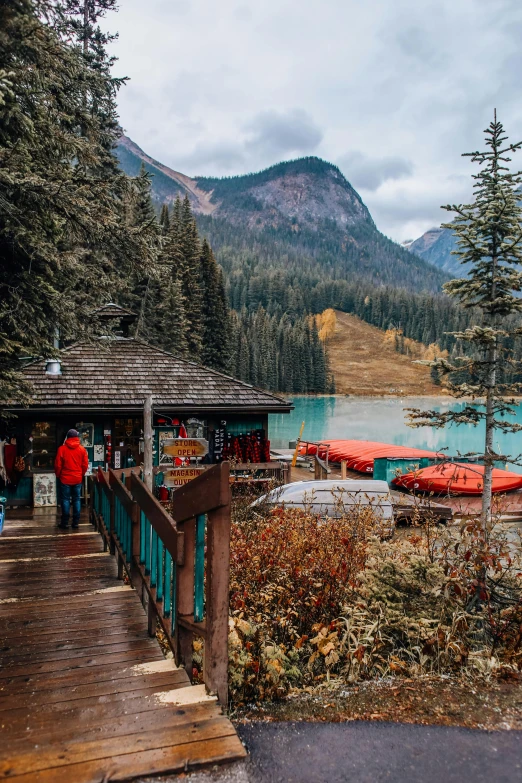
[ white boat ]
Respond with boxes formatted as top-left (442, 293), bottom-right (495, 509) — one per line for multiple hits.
top-left (253, 479), bottom-right (394, 535)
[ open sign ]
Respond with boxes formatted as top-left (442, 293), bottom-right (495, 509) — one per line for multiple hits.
top-left (161, 438), bottom-right (209, 458)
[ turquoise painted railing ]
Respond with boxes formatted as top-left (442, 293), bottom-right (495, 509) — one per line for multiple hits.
top-left (89, 462), bottom-right (232, 705)
top-left (194, 514), bottom-right (205, 622)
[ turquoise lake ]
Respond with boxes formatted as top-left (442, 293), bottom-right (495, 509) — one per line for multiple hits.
top-left (268, 396), bottom-right (522, 473)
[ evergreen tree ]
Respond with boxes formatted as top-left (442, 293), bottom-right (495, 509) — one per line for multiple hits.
top-left (199, 240), bottom-right (231, 372)
top-left (0, 0), bottom-right (154, 407)
top-left (178, 197), bottom-right (203, 358)
top-left (158, 274), bottom-right (187, 357)
top-left (159, 203), bottom-right (170, 235)
top-left (134, 163), bottom-right (157, 229)
top-left (156, 198), bottom-right (189, 355)
top-left (408, 113), bottom-right (522, 525)
top-left (129, 164), bottom-right (160, 340)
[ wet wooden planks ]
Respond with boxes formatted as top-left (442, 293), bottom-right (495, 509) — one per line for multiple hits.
top-left (0, 510), bottom-right (246, 782)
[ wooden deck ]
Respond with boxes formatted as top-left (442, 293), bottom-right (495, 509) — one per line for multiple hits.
top-left (0, 508), bottom-right (246, 783)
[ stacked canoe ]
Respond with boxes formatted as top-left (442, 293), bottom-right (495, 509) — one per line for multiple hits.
top-left (299, 439), bottom-right (438, 474)
top-left (299, 439), bottom-right (522, 495)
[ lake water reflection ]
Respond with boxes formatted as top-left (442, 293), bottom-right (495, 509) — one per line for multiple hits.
top-left (269, 396), bottom-right (522, 473)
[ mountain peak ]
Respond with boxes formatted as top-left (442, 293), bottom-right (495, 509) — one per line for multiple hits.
top-left (194, 154), bottom-right (371, 229)
top-left (115, 134), bottom-right (447, 293)
top-left (116, 135), bottom-right (372, 229)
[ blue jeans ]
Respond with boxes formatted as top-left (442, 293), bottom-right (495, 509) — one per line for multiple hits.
top-left (60, 482), bottom-right (82, 526)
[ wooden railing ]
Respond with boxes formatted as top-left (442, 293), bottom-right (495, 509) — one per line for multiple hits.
top-left (89, 462), bottom-right (231, 705)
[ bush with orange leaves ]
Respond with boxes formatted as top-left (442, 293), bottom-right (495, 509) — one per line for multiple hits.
top-left (227, 495), bottom-right (522, 705)
top-left (228, 495), bottom-right (376, 703)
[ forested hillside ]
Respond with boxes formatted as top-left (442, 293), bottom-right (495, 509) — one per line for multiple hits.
top-left (124, 172), bottom-right (333, 394)
top-left (117, 136), bottom-right (522, 393)
top-left (116, 136), bottom-right (448, 293)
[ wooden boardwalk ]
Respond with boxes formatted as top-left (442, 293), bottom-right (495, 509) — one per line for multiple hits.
top-left (0, 508), bottom-right (245, 783)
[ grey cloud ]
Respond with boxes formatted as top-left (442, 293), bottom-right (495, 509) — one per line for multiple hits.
top-left (234, 4), bottom-right (252, 21)
top-left (174, 142), bottom-right (246, 175)
top-left (112, 0), bottom-right (522, 240)
top-left (244, 109), bottom-right (323, 157)
top-left (338, 152), bottom-right (413, 192)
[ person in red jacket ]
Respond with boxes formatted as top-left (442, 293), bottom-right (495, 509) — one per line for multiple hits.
top-left (54, 429), bottom-right (89, 530)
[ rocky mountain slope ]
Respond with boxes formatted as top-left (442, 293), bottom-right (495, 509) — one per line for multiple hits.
top-left (408, 227), bottom-right (462, 276)
top-left (115, 135), bottom-right (448, 293)
top-left (117, 135), bottom-right (374, 229)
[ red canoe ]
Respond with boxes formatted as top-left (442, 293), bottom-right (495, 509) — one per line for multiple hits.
top-left (299, 439), bottom-right (438, 473)
top-left (393, 463), bottom-right (522, 495)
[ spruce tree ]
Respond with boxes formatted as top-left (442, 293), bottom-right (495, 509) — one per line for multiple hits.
top-left (179, 197), bottom-right (203, 358)
top-left (159, 203), bottom-right (170, 235)
top-left (159, 275), bottom-right (187, 357)
top-left (130, 164), bottom-right (160, 340)
top-left (408, 113), bottom-right (522, 525)
top-left (157, 199), bottom-right (189, 355)
top-left (199, 239), bottom-right (230, 372)
top-left (0, 0), bottom-right (154, 406)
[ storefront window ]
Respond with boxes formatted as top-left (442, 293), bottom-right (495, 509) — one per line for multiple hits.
top-left (29, 421), bottom-right (57, 470)
top-left (112, 417), bottom-right (143, 469)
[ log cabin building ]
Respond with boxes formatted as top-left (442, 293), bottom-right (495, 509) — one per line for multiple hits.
top-left (1, 305), bottom-right (291, 506)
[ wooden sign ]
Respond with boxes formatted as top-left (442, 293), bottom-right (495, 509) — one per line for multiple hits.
top-left (161, 438), bottom-right (209, 458)
top-left (163, 467), bottom-right (207, 487)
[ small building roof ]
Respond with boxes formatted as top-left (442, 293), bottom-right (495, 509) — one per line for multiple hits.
top-left (13, 338), bottom-right (292, 414)
top-left (94, 303), bottom-right (136, 319)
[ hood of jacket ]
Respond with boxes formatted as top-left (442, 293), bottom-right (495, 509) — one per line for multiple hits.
top-left (65, 437), bottom-right (81, 450)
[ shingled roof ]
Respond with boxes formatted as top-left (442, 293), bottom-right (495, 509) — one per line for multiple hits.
top-left (14, 338), bottom-right (292, 413)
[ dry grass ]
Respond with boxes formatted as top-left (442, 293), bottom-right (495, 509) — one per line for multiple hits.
top-left (328, 310), bottom-right (445, 396)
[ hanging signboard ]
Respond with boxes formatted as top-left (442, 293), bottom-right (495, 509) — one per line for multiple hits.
top-left (161, 438), bottom-right (209, 458)
top-left (163, 467), bottom-right (207, 487)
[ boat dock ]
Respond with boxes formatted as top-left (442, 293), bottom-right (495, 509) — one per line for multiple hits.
top-left (0, 465), bottom-right (246, 783)
top-left (271, 449), bottom-right (522, 523)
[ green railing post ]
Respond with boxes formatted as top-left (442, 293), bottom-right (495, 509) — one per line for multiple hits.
top-left (151, 528), bottom-right (158, 588)
top-left (140, 510), bottom-right (146, 565)
top-left (164, 550), bottom-right (172, 618)
top-left (156, 538), bottom-right (164, 602)
top-left (194, 514), bottom-right (206, 622)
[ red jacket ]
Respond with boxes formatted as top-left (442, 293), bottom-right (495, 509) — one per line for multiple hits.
top-left (54, 437), bottom-right (89, 485)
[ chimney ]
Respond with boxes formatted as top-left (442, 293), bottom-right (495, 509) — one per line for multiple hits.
top-left (45, 359), bottom-right (62, 375)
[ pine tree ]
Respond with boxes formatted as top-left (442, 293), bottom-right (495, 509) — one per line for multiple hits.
top-left (157, 199), bottom-right (189, 355)
top-left (408, 113), bottom-right (522, 525)
top-left (134, 163), bottom-right (157, 229)
top-left (159, 275), bottom-right (187, 357)
top-left (179, 197), bottom-right (203, 358)
top-left (159, 203), bottom-right (170, 235)
top-left (130, 164), bottom-right (160, 340)
top-left (0, 0), bottom-right (154, 406)
top-left (199, 239), bottom-right (230, 372)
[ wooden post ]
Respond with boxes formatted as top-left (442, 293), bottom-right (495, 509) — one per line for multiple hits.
top-left (203, 467), bottom-right (231, 705)
top-left (177, 518), bottom-right (196, 676)
top-left (341, 460), bottom-right (347, 480)
top-left (143, 395), bottom-right (153, 492)
top-left (314, 456), bottom-right (327, 481)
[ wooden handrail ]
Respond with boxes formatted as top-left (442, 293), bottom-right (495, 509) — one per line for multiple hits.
top-left (130, 472), bottom-right (184, 563)
top-left (90, 462), bottom-right (232, 705)
top-left (169, 463), bottom-right (230, 522)
top-left (109, 470), bottom-right (135, 518)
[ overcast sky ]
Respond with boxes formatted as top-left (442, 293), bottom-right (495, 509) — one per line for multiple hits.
top-left (109, 0), bottom-right (522, 242)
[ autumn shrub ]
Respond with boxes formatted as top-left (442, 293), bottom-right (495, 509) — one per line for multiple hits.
top-left (228, 493), bottom-right (377, 703)
top-left (227, 494), bottom-right (522, 704)
top-left (331, 519), bottom-right (522, 681)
